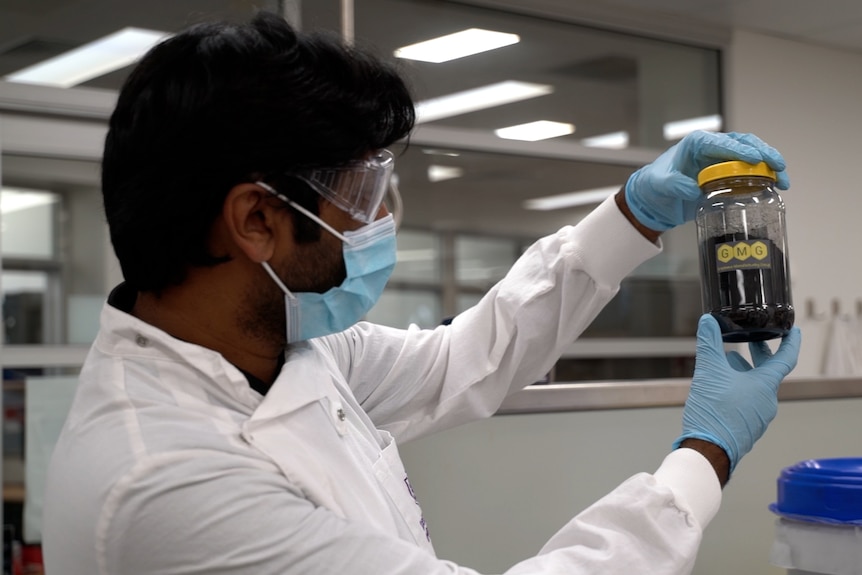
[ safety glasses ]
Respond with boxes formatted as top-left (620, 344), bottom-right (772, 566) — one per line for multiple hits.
top-left (293, 149), bottom-right (396, 225)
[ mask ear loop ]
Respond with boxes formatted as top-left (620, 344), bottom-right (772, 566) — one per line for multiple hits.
top-left (261, 260), bottom-right (292, 294)
top-left (256, 181), bottom-right (350, 243)
top-left (261, 261), bottom-right (303, 343)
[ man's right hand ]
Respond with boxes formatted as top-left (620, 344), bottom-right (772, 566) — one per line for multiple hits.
top-left (674, 314), bottom-right (802, 475)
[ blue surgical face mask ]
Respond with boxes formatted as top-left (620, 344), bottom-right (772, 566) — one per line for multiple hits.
top-left (261, 210), bottom-right (396, 343)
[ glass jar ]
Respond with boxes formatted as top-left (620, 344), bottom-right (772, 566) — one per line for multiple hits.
top-left (695, 160), bottom-right (794, 342)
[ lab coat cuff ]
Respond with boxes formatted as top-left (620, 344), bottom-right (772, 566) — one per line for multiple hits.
top-left (573, 194), bottom-right (662, 286)
top-left (654, 447), bottom-right (722, 529)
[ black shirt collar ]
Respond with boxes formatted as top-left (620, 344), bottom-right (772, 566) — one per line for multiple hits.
top-left (107, 282), bottom-right (138, 313)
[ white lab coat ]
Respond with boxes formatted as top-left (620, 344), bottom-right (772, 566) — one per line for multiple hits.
top-left (43, 196), bottom-right (721, 574)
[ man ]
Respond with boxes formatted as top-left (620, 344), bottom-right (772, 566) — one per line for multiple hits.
top-left (43, 11), bottom-right (800, 575)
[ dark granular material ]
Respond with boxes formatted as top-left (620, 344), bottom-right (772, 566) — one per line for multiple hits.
top-left (699, 233), bottom-right (794, 342)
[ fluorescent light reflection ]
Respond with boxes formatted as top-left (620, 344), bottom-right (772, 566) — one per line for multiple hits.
top-left (524, 185), bottom-right (620, 211)
top-left (427, 165), bottom-right (464, 182)
top-left (396, 248), bottom-right (437, 263)
top-left (663, 114), bottom-right (723, 140)
top-left (415, 81), bottom-right (553, 124)
top-left (394, 28), bottom-right (520, 63)
top-left (495, 120), bottom-right (575, 142)
top-left (422, 149), bottom-right (461, 157)
top-left (5, 27), bottom-right (170, 88)
top-left (581, 131), bottom-right (629, 149)
top-left (1, 188), bottom-right (59, 214)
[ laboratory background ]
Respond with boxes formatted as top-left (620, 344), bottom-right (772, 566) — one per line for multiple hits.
top-left (1, 0), bottom-right (861, 573)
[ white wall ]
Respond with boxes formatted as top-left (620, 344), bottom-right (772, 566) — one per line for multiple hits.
top-left (725, 30), bottom-right (862, 376)
top-left (401, 398), bottom-right (862, 575)
top-left (401, 29), bottom-right (862, 575)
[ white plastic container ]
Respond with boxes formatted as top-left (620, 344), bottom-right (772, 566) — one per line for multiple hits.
top-left (769, 458), bottom-right (862, 575)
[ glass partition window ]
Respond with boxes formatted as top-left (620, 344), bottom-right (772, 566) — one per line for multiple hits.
top-left (366, 230), bottom-right (443, 328)
top-left (2, 272), bottom-right (51, 345)
top-left (1, 188), bottom-right (58, 260)
top-left (2, 188), bottom-right (63, 346)
top-left (455, 235), bottom-right (518, 289)
top-left (349, 0), bottom-right (720, 149)
top-left (366, 289), bottom-right (442, 329)
top-left (390, 230), bottom-right (440, 283)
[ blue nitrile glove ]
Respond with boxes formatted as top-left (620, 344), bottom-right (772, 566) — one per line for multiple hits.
top-left (673, 314), bottom-right (801, 473)
top-left (625, 130), bottom-right (790, 231)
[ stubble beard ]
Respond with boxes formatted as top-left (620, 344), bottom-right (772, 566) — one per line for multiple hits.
top-left (238, 235), bottom-right (347, 348)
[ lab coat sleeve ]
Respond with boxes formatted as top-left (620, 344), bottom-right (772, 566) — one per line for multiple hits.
top-left (321, 195), bottom-right (662, 441)
top-left (507, 448), bottom-right (721, 575)
top-left (95, 448), bottom-right (718, 575)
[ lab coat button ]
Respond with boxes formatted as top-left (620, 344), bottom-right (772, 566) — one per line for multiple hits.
top-left (332, 404), bottom-right (348, 436)
top-left (135, 334), bottom-right (149, 347)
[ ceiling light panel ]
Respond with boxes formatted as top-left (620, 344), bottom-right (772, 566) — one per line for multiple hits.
top-left (494, 120), bottom-right (575, 142)
top-left (524, 186), bottom-right (620, 211)
top-left (427, 165), bottom-right (464, 182)
top-left (415, 81), bottom-right (553, 124)
top-left (394, 28), bottom-right (520, 63)
top-left (422, 149), bottom-right (461, 157)
top-left (581, 131), bottom-right (629, 149)
top-left (4, 27), bottom-right (170, 88)
top-left (1, 187), bottom-right (59, 214)
top-left (663, 114), bottom-right (723, 140)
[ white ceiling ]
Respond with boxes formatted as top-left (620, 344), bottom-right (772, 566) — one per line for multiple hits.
top-left (4, 0), bottom-right (862, 61)
top-left (4, 0), bottom-right (862, 96)
top-left (473, 0), bottom-right (862, 54)
top-left (655, 0), bottom-right (862, 53)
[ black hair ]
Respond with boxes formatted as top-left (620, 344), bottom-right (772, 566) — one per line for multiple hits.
top-left (102, 10), bottom-right (415, 292)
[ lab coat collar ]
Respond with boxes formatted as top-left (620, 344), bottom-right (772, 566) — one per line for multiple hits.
top-left (247, 341), bottom-right (330, 423)
top-left (98, 283), bottom-right (334, 423)
top-left (96, 285), bottom-right (262, 412)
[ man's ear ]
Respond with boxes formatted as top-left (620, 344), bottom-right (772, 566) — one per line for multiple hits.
top-left (222, 183), bottom-right (291, 263)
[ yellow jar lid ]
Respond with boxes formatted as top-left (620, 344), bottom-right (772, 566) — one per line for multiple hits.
top-left (697, 160), bottom-right (776, 187)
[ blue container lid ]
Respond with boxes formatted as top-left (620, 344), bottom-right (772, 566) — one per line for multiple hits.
top-left (769, 458), bottom-right (862, 525)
